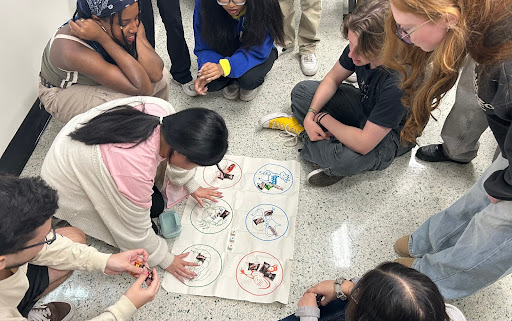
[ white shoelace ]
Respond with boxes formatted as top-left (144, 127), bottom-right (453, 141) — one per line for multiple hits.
top-left (270, 122), bottom-right (300, 146)
top-left (303, 54), bottom-right (315, 63)
top-left (27, 305), bottom-right (51, 321)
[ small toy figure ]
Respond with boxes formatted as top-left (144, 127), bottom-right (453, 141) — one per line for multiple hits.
top-left (196, 253), bottom-right (207, 263)
top-left (132, 261), bottom-right (154, 284)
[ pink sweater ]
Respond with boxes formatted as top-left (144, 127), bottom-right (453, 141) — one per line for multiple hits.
top-left (100, 103), bottom-right (167, 208)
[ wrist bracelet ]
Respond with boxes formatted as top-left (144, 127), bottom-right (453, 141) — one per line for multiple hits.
top-left (308, 108), bottom-right (317, 115)
top-left (316, 112), bottom-right (329, 125)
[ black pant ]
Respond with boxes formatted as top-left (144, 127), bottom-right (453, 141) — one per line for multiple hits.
top-left (139, 0), bottom-right (192, 84)
top-left (206, 48), bottom-right (279, 91)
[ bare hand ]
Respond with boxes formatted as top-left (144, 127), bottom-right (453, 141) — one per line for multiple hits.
top-left (68, 18), bottom-right (109, 43)
top-left (191, 187), bottom-right (223, 207)
top-left (165, 252), bottom-right (199, 283)
top-left (488, 195), bottom-right (501, 203)
top-left (305, 280), bottom-right (337, 306)
top-left (104, 249), bottom-right (149, 275)
top-left (198, 63), bottom-right (224, 82)
top-left (194, 77), bottom-right (208, 95)
top-left (297, 292), bottom-right (318, 307)
top-left (304, 114), bottom-right (327, 141)
top-left (124, 268), bottom-right (160, 309)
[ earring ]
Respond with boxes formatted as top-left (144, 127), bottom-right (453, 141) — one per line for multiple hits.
top-left (120, 26), bottom-right (123, 30)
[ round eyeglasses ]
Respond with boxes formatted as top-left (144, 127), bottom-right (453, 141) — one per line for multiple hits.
top-left (395, 20), bottom-right (430, 45)
top-left (217, 0), bottom-right (246, 5)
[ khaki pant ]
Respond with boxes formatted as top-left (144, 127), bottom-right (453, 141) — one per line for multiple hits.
top-left (39, 68), bottom-right (170, 123)
top-left (279, 0), bottom-right (322, 54)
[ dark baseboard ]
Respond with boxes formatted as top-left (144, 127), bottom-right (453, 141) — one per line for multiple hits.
top-left (0, 99), bottom-right (51, 175)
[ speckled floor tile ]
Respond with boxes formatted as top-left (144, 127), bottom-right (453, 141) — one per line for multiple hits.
top-left (21, 0), bottom-right (512, 319)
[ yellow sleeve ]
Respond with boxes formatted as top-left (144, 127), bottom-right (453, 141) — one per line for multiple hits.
top-left (219, 59), bottom-right (231, 77)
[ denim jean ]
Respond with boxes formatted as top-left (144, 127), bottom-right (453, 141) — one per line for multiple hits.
top-left (410, 154), bottom-right (512, 299)
top-left (290, 80), bottom-right (405, 177)
top-left (440, 57), bottom-right (489, 163)
top-left (280, 299), bottom-right (348, 321)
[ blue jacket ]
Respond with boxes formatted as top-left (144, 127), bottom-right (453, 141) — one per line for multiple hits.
top-left (193, 0), bottom-right (275, 78)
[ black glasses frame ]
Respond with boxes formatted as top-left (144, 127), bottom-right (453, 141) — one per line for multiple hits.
top-left (19, 227), bottom-right (57, 251)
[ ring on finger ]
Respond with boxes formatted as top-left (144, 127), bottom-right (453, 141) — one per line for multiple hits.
top-left (80, 18), bottom-right (84, 22)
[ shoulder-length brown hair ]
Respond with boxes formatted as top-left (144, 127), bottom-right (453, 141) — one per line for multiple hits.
top-left (382, 0), bottom-right (512, 144)
top-left (342, 0), bottom-right (390, 61)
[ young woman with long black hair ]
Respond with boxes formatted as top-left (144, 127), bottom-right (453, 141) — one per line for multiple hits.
top-left (282, 262), bottom-right (466, 321)
top-left (39, 0), bottom-right (169, 123)
top-left (193, 0), bottom-right (284, 101)
top-left (40, 96), bottom-right (228, 282)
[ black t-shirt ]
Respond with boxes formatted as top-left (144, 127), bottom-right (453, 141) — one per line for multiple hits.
top-left (338, 45), bottom-right (407, 134)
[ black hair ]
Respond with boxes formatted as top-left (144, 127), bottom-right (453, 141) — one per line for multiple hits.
top-left (69, 105), bottom-right (229, 166)
top-left (73, 4), bottom-right (139, 59)
top-left (200, 0), bottom-right (284, 57)
top-left (345, 262), bottom-right (449, 321)
top-left (0, 174), bottom-right (58, 255)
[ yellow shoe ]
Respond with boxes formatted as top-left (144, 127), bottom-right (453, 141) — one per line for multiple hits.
top-left (259, 113), bottom-right (304, 136)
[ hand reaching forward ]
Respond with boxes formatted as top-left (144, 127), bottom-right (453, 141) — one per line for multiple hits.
top-left (165, 252), bottom-right (199, 283)
top-left (191, 187), bottom-right (223, 207)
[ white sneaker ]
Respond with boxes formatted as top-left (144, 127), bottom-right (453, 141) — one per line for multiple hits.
top-left (275, 44), bottom-right (294, 57)
top-left (180, 79), bottom-right (197, 97)
top-left (300, 53), bottom-right (318, 76)
top-left (240, 88), bottom-right (260, 102)
top-left (223, 83), bottom-right (239, 100)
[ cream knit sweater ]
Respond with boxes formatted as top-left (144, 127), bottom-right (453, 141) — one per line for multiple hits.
top-left (41, 96), bottom-right (196, 269)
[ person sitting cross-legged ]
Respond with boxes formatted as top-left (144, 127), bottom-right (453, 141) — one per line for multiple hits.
top-left (259, 0), bottom-right (413, 187)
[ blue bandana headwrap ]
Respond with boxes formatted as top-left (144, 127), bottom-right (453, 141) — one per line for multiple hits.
top-left (77, 0), bottom-right (137, 18)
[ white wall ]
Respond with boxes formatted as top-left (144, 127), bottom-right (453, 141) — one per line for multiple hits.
top-left (1, 0), bottom-right (75, 155)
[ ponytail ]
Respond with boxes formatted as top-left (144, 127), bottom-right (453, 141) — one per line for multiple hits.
top-left (69, 105), bottom-right (159, 146)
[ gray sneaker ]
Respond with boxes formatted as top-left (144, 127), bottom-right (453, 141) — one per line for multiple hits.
top-left (306, 168), bottom-right (344, 187)
top-left (223, 83), bottom-right (239, 100)
top-left (240, 87), bottom-right (260, 102)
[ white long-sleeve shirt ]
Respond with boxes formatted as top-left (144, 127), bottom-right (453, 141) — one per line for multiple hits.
top-left (0, 234), bottom-right (137, 321)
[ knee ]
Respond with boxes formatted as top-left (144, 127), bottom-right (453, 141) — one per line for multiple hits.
top-left (56, 227), bottom-right (86, 244)
top-left (291, 80), bottom-right (318, 100)
top-left (237, 74), bottom-right (264, 90)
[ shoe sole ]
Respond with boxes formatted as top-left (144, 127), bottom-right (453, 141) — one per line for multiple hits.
top-left (172, 79), bottom-right (198, 97)
top-left (240, 88), bottom-right (260, 102)
top-left (306, 168), bottom-right (344, 187)
top-left (301, 67), bottom-right (318, 76)
top-left (223, 89), bottom-right (239, 100)
top-left (258, 112), bottom-right (294, 128)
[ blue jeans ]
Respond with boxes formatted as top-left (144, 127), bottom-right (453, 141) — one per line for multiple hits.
top-left (280, 299), bottom-right (348, 321)
top-left (410, 154), bottom-right (512, 299)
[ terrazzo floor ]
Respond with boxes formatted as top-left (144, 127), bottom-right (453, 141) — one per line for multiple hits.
top-left (22, 0), bottom-right (512, 319)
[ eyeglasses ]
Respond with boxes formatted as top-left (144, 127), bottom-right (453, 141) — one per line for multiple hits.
top-left (395, 20), bottom-right (430, 44)
top-left (19, 227), bottom-right (57, 251)
top-left (217, 0), bottom-right (246, 6)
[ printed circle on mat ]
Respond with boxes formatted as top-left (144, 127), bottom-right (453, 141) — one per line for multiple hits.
top-left (245, 204), bottom-right (289, 241)
top-left (182, 244), bottom-right (222, 287)
top-left (190, 199), bottom-right (234, 234)
top-left (202, 159), bottom-right (242, 189)
top-left (236, 251), bottom-right (284, 296)
top-left (253, 163), bottom-right (293, 194)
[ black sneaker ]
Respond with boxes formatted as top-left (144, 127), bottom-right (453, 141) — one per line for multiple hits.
top-left (27, 302), bottom-right (75, 321)
top-left (415, 144), bottom-right (470, 164)
top-left (306, 168), bottom-right (344, 187)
